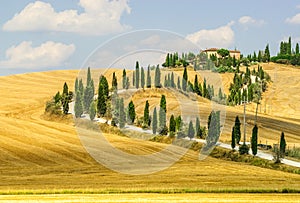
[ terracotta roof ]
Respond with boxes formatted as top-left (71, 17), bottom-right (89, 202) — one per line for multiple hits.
top-left (202, 48), bottom-right (240, 53)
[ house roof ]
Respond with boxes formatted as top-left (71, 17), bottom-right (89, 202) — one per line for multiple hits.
top-left (202, 48), bottom-right (240, 53)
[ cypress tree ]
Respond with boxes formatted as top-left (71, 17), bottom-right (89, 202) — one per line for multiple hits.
top-left (258, 51), bottom-right (262, 62)
top-left (288, 37), bottom-right (292, 55)
top-left (119, 98), bottom-right (126, 128)
top-left (196, 117), bottom-right (202, 138)
top-left (234, 116), bottom-right (241, 144)
top-left (125, 77), bottom-right (130, 89)
top-left (182, 67), bottom-right (188, 91)
top-left (177, 76), bottom-right (181, 89)
top-left (74, 91), bottom-right (83, 118)
top-left (97, 76), bottom-right (108, 117)
top-left (112, 72), bottom-right (118, 91)
top-left (169, 115), bottom-right (176, 133)
top-left (122, 69), bottom-right (126, 89)
top-left (83, 81), bottom-right (94, 112)
top-left (296, 43), bottom-right (299, 55)
top-left (280, 132), bottom-right (286, 157)
top-left (74, 78), bottom-right (79, 93)
top-left (231, 126), bottom-right (236, 150)
top-left (141, 67), bottom-right (145, 89)
top-left (188, 121), bottom-right (195, 140)
top-left (143, 100), bottom-right (150, 127)
top-left (63, 82), bottom-right (69, 96)
top-left (171, 72), bottom-right (175, 88)
top-left (62, 82), bottom-right (69, 114)
top-left (135, 61), bottom-right (140, 89)
top-left (164, 75), bottom-right (167, 88)
top-left (146, 66), bottom-right (151, 88)
top-left (251, 125), bottom-right (258, 156)
top-left (89, 101), bottom-right (96, 121)
top-left (194, 75), bottom-right (200, 95)
top-left (155, 65), bottom-right (161, 88)
top-left (86, 67), bottom-right (92, 86)
top-left (206, 111), bottom-right (221, 147)
top-left (128, 100), bottom-right (136, 124)
top-left (264, 44), bottom-right (270, 62)
top-left (152, 107), bottom-right (157, 134)
top-left (175, 115), bottom-right (182, 132)
top-left (132, 71), bottom-right (135, 87)
top-left (159, 95), bottom-right (167, 130)
top-left (78, 79), bottom-right (84, 97)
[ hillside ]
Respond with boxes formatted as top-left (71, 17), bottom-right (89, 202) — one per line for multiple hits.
top-left (0, 67), bottom-right (299, 191)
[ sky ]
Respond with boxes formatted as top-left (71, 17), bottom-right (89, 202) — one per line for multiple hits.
top-left (0, 0), bottom-right (300, 76)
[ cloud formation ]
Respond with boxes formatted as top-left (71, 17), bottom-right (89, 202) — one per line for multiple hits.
top-left (0, 41), bottom-right (75, 69)
top-left (286, 13), bottom-right (300, 24)
top-left (238, 16), bottom-right (265, 28)
top-left (186, 22), bottom-right (235, 49)
top-left (3, 0), bottom-right (131, 35)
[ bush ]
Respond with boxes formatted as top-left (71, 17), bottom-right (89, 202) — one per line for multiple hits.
top-left (239, 143), bottom-right (249, 155)
top-left (45, 100), bottom-right (62, 115)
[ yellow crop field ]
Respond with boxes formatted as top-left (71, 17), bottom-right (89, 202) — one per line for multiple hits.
top-left (0, 64), bottom-right (299, 197)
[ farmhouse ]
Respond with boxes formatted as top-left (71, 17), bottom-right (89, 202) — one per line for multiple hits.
top-left (202, 48), bottom-right (241, 59)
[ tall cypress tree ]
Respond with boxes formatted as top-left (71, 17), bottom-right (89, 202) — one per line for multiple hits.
top-left (175, 115), bottom-right (182, 132)
top-left (196, 117), bottom-right (202, 138)
top-left (159, 95), bottom-right (167, 130)
top-left (182, 67), bottom-right (188, 91)
top-left (132, 71), bottom-right (135, 87)
top-left (97, 76), bottom-right (108, 117)
top-left (63, 82), bottom-right (69, 96)
top-left (296, 43), bottom-right (299, 55)
top-left (135, 61), bottom-right (140, 89)
top-left (78, 79), bottom-right (84, 97)
top-left (146, 66), bottom-right (151, 88)
top-left (264, 44), bottom-right (270, 62)
top-left (188, 121), bottom-right (195, 140)
top-left (89, 101), bottom-right (96, 121)
top-left (83, 80), bottom-right (94, 112)
top-left (169, 115), bottom-right (176, 133)
top-left (86, 67), bottom-right (92, 86)
top-left (152, 107), bottom-right (157, 134)
top-left (231, 126), bottom-right (236, 150)
top-left (234, 116), bottom-right (241, 144)
top-left (74, 78), bottom-right (79, 93)
top-left (155, 65), bottom-right (161, 88)
top-left (112, 72), bottom-right (118, 91)
top-left (128, 100), bottom-right (136, 124)
top-left (177, 76), bottom-right (181, 89)
top-left (122, 69), bottom-right (127, 89)
top-left (143, 100), bottom-right (150, 127)
top-left (251, 125), bottom-right (258, 156)
top-left (288, 37), bottom-right (292, 55)
top-left (141, 67), bottom-right (145, 89)
top-left (119, 98), bottom-right (126, 128)
top-left (74, 90), bottom-right (83, 118)
top-left (194, 75), bottom-right (200, 95)
top-left (171, 72), bottom-right (175, 88)
top-left (280, 132), bottom-right (286, 157)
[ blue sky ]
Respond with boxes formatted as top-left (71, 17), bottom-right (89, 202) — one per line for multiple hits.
top-left (0, 0), bottom-right (300, 75)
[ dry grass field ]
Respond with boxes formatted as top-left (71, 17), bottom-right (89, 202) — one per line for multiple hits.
top-left (0, 64), bottom-right (299, 201)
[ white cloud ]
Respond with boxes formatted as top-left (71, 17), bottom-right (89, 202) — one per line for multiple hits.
top-left (238, 16), bottom-right (265, 28)
top-left (286, 13), bottom-right (300, 24)
top-left (186, 22), bottom-right (235, 49)
top-left (0, 41), bottom-right (75, 69)
top-left (3, 0), bottom-right (131, 35)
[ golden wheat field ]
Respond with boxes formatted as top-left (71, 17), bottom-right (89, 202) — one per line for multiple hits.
top-left (0, 64), bottom-right (299, 201)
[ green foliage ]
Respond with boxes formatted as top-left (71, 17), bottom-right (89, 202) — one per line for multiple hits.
top-left (177, 77), bottom-right (181, 90)
top-left (206, 111), bottom-right (221, 147)
top-left (280, 132), bottom-right (286, 157)
top-left (217, 48), bottom-right (230, 58)
top-left (169, 115), bottom-right (176, 133)
top-left (143, 100), bottom-right (150, 127)
top-left (74, 91), bottom-right (83, 118)
top-left (234, 116), bottom-right (241, 144)
top-left (89, 101), bottom-right (96, 121)
top-left (187, 121), bottom-right (195, 139)
top-left (264, 44), bottom-right (270, 62)
top-left (112, 72), bottom-right (118, 91)
top-left (182, 67), bottom-right (188, 91)
top-left (74, 78), bottom-right (78, 93)
top-left (175, 115), bottom-right (182, 132)
top-left (97, 75), bottom-right (108, 117)
top-left (296, 43), bottom-right (299, 55)
top-left (231, 126), bottom-right (235, 150)
top-left (146, 66), bottom-right (151, 88)
top-left (135, 61), bottom-right (140, 89)
top-left (83, 79), bottom-right (94, 112)
top-left (141, 67), bottom-right (145, 88)
top-left (119, 98), bottom-right (126, 128)
top-left (122, 69), bottom-right (126, 89)
top-left (239, 143), bottom-right (249, 155)
top-left (132, 71), bottom-right (135, 87)
top-left (162, 52), bottom-right (188, 67)
top-left (128, 100), bottom-right (136, 124)
top-left (159, 95), bottom-right (167, 130)
top-left (251, 125), bottom-right (258, 156)
top-left (152, 107), bottom-right (157, 134)
top-left (154, 65), bottom-right (161, 88)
